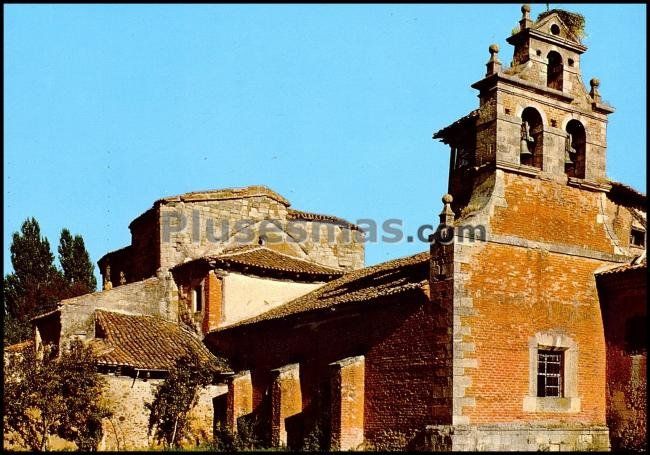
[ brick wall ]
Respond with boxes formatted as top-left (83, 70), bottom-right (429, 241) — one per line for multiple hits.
top-left (203, 271), bottom-right (223, 333)
top-left (598, 267), bottom-right (647, 451)
top-left (491, 173), bottom-right (618, 253)
top-left (208, 290), bottom-right (451, 450)
top-left (440, 167), bottom-right (637, 450)
top-left (329, 356), bottom-right (366, 450)
top-left (462, 242), bottom-right (607, 424)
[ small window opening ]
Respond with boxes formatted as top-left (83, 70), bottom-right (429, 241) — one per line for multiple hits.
top-left (192, 285), bottom-right (203, 313)
top-left (537, 350), bottom-right (564, 397)
top-left (547, 51), bottom-right (563, 91)
top-left (568, 58), bottom-right (574, 67)
top-left (630, 228), bottom-right (645, 248)
top-left (550, 24), bottom-right (561, 36)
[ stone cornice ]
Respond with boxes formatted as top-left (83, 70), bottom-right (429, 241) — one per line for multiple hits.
top-left (472, 73), bottom-right (574, 103)
top-left (455, 231), bottom-right (631, 264)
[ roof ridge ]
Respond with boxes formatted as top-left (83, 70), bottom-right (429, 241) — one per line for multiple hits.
top-left (157, 185), bottom-right (291, 206)
top-left (286, 208), bottom-right (360, 230)
top-left (221, 245), bottom-right (342, 270)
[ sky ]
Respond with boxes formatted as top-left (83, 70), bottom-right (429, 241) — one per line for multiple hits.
top-left (4, 4), bottom-right (647, 285)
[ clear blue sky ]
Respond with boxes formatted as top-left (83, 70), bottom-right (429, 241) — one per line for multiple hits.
top-left (4, 4), bottom-right (646, 284)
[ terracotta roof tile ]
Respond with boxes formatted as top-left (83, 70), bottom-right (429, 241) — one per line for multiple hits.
top-left (91, 310), bottom-right (230, 372)
top-left (433, 109), bottom-right (480, 143)
top-left (608, 181), bottom-right (647, 208)
top-left (215, 251), bottom-right (430, 331)
top-left (173, 245), bottom-right (345, 278)
top-left (597, 256), bottom-right (647, 276)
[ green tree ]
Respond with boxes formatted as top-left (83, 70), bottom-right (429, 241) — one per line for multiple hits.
top-left (146, 354), bottom-right (213, 448)
top-left (3, 218), bottom-right (67, 344)
top-left (58, 228), bottom-right (97, 294)
top-left (3, 339), bottom-right (112, 451)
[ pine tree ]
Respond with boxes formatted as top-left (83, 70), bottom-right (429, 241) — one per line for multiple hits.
top-left (58, 229), bottom-right (97, 293)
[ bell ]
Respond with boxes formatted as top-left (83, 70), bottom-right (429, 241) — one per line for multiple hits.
top-left (520, 139), bottom-right (533, 157)
top-left (564, 153), bottom-right (574, 165)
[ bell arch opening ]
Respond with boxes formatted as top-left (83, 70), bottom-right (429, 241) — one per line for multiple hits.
top-left (520, 107), bottom-right (544, 169)
top-left (547, 51), bottom-right (563, 91)
top-left (565, 119), bottom-right (586, 179)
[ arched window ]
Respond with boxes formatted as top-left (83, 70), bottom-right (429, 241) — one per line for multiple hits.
top-left (520, 107), bottom-right (544, 169)
top-left (192, 284), bottom-right (203, 313)
top-left (565, 120), bottom-right (586, 179)
top-left (547, 51), bottom-right (563, 91)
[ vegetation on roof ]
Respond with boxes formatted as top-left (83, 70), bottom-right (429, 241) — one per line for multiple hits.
top-left (538, 9), bottom-right (586, 40)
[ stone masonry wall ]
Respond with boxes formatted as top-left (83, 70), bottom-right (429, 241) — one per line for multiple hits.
top-left (100, 375), bottom-right (226, 450)
top-left (58, 273), bottom-right (178, 344)
top-left (158, 197), bottom-right (364, 272)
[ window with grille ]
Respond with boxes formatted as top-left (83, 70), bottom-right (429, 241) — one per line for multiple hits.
top-left (537, 350), bottom-right (564, 397)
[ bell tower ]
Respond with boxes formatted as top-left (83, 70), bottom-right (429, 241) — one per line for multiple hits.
top-left (435, 5), bottom-right (615, 214)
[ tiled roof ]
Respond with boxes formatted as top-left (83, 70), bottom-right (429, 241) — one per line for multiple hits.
top-left (215, 251), bottom-right (430, 331)
top-left (608, 181), bottom-right (647, 208)
top-left (5, 340), bottom-right (34, 354)
top-left (98, 245), bottom-right (132, 267)
top-left (287, 209), bottom-right (361, 231)
top-left (172, 245), bottom-right (345, 278)
top-left (597, 256), bottom-right (647, 277)
top-left (157, 185), bottom-right (290, 206)
top-left (433, 109), bottom-right (480, 143)
top-left (91, 310), bottom-right (230, 372)
top-left (30, 307), bottom-right (60, 321)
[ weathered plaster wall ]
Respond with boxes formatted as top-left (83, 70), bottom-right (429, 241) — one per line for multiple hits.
top-left (221, 273), bottom-right (323, 327)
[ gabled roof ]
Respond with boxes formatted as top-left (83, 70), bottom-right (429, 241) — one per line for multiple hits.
top-left (533, 10), bottom-right (582, 44)
top-left (90, 310), bottom-right (230, 373)
top-left (213, 251), bottom-right (430, 331)
top-left (171, 245), bottom-right (346, 279)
